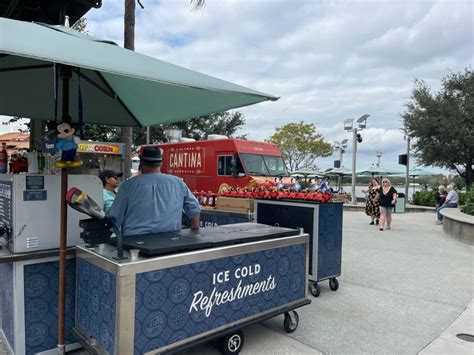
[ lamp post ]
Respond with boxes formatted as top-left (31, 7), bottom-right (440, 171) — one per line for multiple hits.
top-left (405, 134), bottom-right (410, 208)
top-left (334, 139), bottom-right (348, 166)
top-left (376, 148), bottom-right (382, 167)
top-left (345, 114), bottom-right (369, 205)
top-left (334, 139), bottom-right (348, 191)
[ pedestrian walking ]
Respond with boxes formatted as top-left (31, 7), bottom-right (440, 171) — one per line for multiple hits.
top-left (364, 178), bottom-right (380, 225)
top-left (377, 178), bottom-right (397, 231)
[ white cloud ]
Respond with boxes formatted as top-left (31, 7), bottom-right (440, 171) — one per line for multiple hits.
top-left (3, 0), bottom-right (470, 176)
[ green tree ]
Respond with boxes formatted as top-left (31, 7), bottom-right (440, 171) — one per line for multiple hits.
top-left (402, 67), bottom-right (474, 191)
top-left (168, 111), bottom-right (246, 141)
top-left (266, 121), bottom-right (332, 172)
top-left (131, 111), bottom-right (246, 147)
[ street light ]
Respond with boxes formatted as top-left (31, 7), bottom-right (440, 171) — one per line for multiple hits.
top-left (348, 114), bottom-right (370, 205)
top-left (334, 139), bottom-right (349, 167)
top-left (376, 148), bottom-right (382, 167)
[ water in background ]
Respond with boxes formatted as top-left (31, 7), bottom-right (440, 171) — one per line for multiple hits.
top-left (340, 185), bottom-right (424, 201)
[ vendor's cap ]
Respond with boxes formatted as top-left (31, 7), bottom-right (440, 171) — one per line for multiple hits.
top-left (140, 146), bottom-right (163, 163)
top-left (99, 170), bottom-right (123, 184)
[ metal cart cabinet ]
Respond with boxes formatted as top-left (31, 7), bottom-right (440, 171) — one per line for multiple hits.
top-left (73, 230), bottom-right (310, 354)
top-left (255, 200), bottom-right (343, 297)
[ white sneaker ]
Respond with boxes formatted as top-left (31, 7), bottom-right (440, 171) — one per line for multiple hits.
top-left (435, 220), bottom-right (443, 225)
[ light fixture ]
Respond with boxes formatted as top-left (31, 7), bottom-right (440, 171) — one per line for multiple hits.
top-left (357, 114), bottom-right (370, 129)
top-left (334, 141), bottom-right (341, 150)
top-left (344, 118), bottom-right (354, 131)
top-left (341, 139), bottom-right (349, 149)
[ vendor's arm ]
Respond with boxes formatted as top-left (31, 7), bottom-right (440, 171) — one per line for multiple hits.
top-left (182, 183), bottom-right (201, 230)
top-left (190, 215), bottom-right (200, 230)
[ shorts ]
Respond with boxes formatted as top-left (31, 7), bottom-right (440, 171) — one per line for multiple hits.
top-left (380, 206), bottom-right (393, 214)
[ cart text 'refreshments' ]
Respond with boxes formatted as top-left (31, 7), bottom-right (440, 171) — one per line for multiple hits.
top-left (189, 275), bottom-right (277, 317)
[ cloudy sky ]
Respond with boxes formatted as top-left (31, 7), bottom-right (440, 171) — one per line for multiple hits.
top-left (2, 0), bottom-right (472, 173)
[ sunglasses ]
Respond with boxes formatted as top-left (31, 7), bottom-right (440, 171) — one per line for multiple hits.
top-left (383, 181), bottom-right (389, 183)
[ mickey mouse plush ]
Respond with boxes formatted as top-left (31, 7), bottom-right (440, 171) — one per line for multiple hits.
top-left (55, 120), bottom-right (81, 166)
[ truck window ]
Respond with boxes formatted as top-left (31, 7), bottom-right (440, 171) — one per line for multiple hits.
top-left (240, 154), bottom-right (288, 176)
top-left (218, 155), bottom-right (233, 176)
top-left (218, 155), bottom-right (245, 176)
top-left (262, 155), bottom-right (289, 176)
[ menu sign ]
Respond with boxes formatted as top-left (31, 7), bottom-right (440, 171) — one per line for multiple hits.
top-left (0, 181), bottom-right (12, 242)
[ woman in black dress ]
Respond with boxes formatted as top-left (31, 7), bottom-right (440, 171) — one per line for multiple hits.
top-left (364, 178), bottom-right (380, 225)
top-left (377, 178), bottom-right (397, 231)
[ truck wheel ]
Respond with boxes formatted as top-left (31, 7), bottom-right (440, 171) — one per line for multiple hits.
top-left (221, 330), bottom-right (244, 355)
top-left (283, 311), bottom-right (299, 333)
top-left (329, 278), bottom-right (339, 291)
top-left (310, 282), bottom-right (320, 297)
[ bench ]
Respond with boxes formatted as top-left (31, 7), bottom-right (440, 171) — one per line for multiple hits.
top-left (440, 208), bottom-right (474, 245)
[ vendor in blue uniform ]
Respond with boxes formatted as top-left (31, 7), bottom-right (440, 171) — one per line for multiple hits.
top-left (109, 146), bottom-right (201, 235)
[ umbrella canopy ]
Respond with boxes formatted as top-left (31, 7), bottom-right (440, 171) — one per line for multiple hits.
top-left (324, 167), bottom-right (353, 176)
top-left (356, 166), bottom-right (402, 177)
top-left (0, 18), bottom-right (278, 127)
top-left (290, 168), bottom-right (324, 178)
top-left (390, 167), bottom-right (436, 177)
top-left (407, 167), bottom-right (436, 177)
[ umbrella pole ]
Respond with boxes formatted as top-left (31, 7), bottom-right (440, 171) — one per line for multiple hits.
top-left (58, 64), bottom-right (72, 354)
top-left (58, 167), bottom-right (68, 354)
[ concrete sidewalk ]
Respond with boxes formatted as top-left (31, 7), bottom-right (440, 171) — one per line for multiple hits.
top-left (262, 211), bottom-right (473, 354)
top-left (180, 211), bottom-right (473, 354)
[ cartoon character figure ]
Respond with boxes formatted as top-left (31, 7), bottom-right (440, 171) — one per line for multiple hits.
top-left (275, 177), bottom-right (285, 190)
top-left (55, 121), bottom-right (82, 167)
top-left (308, 178), bottom-right (319, 191)
top-left (320, 177), bottom-right (332, 192)
top-left (289, 177), bottom-right (301, 192)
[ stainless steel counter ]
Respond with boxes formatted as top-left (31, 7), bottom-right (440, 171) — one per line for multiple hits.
top-left (0, 240), bottom-right (75, 263)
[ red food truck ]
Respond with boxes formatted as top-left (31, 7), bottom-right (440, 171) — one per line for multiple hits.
top-left (142, 137), bottom-right (289, 192)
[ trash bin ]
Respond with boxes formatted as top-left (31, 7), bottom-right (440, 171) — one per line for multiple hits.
top-left (395, 193), bottom-right (406, 213)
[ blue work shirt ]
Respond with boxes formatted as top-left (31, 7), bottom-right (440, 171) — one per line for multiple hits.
top-left (103, 189), bottom-right (116, 215)
top-left (108, 173), bottom-right (201, 236)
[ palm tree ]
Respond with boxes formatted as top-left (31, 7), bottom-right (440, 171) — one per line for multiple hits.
top-left (121, 0), bottom-right (205, 177)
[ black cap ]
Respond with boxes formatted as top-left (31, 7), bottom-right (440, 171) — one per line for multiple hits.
top-left (140, 146), bottom-right (163, 163)
top-left (99, 170), bottom-right (123, 185)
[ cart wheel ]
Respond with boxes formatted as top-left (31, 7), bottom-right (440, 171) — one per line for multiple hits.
top-left (310, 282), bottom-right (320, 297)
top-left (221, 330), bottom-right (244, 355)
top-left (283, 311), bottom-right (299, 333)
top-left (329, 278), bottom-right (339, 291)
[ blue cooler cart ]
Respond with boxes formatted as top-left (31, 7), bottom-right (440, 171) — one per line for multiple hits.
top-left (73, 224), bottom-right (310, 354)
top-left (199, 208), bottom-right (253, 228)
top-left (255, 199), bottom-right (343, 298)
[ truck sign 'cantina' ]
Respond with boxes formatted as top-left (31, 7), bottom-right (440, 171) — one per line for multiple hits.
top-left (168, 146), bottom-right (204, 174)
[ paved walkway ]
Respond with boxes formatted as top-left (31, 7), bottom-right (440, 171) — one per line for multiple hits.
top-left (182, 211), bottom-right (474, 354)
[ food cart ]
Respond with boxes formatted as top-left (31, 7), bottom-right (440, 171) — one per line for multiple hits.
top-left (73, 224), bottom-right (310, 354)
